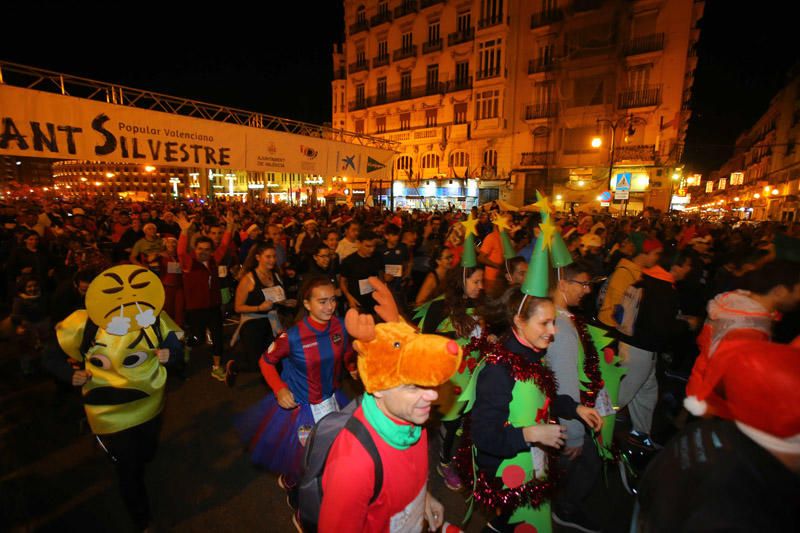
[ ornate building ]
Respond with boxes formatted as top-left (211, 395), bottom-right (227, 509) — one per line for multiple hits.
top-left (333, 0), bottom-right (702, 211)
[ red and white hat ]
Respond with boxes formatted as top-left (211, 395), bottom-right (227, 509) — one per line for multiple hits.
top-left (684, 338), bottom-right (800, 450)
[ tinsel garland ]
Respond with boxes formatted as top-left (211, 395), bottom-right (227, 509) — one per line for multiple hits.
top-left (571, 314), bottom-right (605, 408)
top-left (456, 335), bottom-right (560, 513)
top-left (454, 417), bottom-right (560, 514)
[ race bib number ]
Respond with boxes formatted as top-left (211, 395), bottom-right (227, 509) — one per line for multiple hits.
top-left (390, 484), bottom-right (426, 533)
top-left (167, 261), bottom-right (181, 274)
top-left (358, 278), bottom-right (375, 296)
top-left (530, 445), bottom-right (546, 480)
top-left (385, 264), bottom-right (402, 277)
top-left (595, 387), bottom-right (615, 417)
top-left (310, 395), bottom-right (339, 423)
top-left (218, 265), bottom-right (228, 278)
top-left (262, 285), bottom-right (286, 303)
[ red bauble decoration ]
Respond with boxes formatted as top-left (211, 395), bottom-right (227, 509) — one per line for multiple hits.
top-left (501, 465), bottom-right (526, 489)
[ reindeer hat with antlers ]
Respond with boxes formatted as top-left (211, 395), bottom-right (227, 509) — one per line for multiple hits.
top-left (345, 277), bottom-right (463, 393)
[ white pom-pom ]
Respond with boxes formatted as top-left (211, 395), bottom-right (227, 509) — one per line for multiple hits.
top-left (684, 395), bottom-right (708, 416)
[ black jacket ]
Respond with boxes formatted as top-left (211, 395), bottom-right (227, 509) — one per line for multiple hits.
top-left (628, 268), bottom-right (691, 353)
top-left (472, 334), bottom-right (578, 472)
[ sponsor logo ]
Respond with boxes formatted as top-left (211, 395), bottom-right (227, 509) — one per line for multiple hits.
top-left (300, 145), bottom-right (318, 159)
top-left (332, 333), bottom-right (342, 344)
top-left (366, 156), bottom-right (386, 173)
top-left (341, 154), bottom-right (356, 171)
top-left (267, 142), bottom-right (277, 154)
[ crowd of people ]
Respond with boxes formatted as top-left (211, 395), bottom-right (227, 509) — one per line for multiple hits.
top-left (2, 196), bottom-right (799, 532)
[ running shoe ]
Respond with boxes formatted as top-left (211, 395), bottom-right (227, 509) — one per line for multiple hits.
top-left (210, 366), bottom-right (226, 382)
top-left (436, 461), bottom-right (463, 491)
top-left (627, 430), bottom-right (662, 451)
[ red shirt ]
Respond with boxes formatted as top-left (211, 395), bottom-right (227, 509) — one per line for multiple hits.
top-left (320, 406), bottom-right (428, 533)
top-left (177, 231), bottom-right (231, 310)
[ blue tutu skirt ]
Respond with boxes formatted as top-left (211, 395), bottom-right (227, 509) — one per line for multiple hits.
top-left (236, 389), bottom-right (349, 480)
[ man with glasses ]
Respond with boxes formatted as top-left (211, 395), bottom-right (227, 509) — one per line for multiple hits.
top-left (546, 261), bottom-right (605, 533)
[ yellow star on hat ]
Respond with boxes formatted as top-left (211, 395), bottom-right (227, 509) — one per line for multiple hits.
top-left (539, 218), bottom-right (557, 251)
top-left (461, 213), bottom-right (479, 237)
top-left (493, 213), bottom-right (511, 233)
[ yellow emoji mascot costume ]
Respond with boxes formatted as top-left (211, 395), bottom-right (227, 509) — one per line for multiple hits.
top-left (53, 265), bottom-right (183, 529)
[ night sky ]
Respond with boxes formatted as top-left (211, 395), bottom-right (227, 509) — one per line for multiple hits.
top-left (3, 0), bottom-right (797, 175)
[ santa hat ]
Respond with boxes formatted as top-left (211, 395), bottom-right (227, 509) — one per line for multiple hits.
top-left (683, 338), bottom-right (800, 451)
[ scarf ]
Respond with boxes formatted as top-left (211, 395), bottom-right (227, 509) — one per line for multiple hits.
top-left (361, 393), bottom-right (422, 450)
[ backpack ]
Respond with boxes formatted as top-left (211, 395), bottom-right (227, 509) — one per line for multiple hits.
top-left (615, 282), bottom-right (644, 337)
top-left (298, 396), bottom-right (383, 532)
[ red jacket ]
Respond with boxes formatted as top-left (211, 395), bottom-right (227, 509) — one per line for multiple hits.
top-left (177, 231), bottom-right (231, 310)
top-left (320, 406), bottom-right (428, 533)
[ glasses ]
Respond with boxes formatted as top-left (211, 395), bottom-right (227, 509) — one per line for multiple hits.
top-left (566, 279), bottom-right (592, 288)
top-left (316, 253), bottom-right (332, 259)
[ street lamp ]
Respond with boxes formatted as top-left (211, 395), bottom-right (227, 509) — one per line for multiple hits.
top-left (591, 114), bottom-right (647, 214)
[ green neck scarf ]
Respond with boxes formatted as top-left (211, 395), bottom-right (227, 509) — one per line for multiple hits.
top-left (362, 393), bottom-right (422, 450)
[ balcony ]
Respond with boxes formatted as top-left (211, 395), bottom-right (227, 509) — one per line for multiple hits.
top-left (372, 54), bottom-right (390, 68)
top-left (420, 0), bottom-right (445, 7)
top-left (624, 33), bottom-right (665, 56)
top-left (520, 151), bottom-right (554, 166)
top-left (444, 76), bottom-right (473, 92)
top-left (422, 39), bottom-right (443, 54)
top-left (478, 15), bottom-right (505, 29)
top-left (618, 85), bottom-right (662, 108)
top-left (613, 144), bottom-right (656, 162)
top-left (476, 67), bottom-right (502, 80)
top-left (347, 82), bottom-right (446, 111)
top-left (393, 45), bottom-right (418, 61)
top-left (525, 103), bottom-right (558, 119)
top-left (370, 10), bottom-right (392, 27)
top-left (348, 60), bottom-right (369, 74)
top-left (333, 67), bottom-right (346, 80)
top-left (394, 0), bottom-right (418, 18)
top-left (448, 28), bottom-right (475, 46)
top-left (530, 9), bottom-right (564, 29)
top-left (571, 0), bottom-right (603, 13)
top-left (528, 58), bottom-right (555, 74)
top-left (349, 19), bottom-right (369, 35)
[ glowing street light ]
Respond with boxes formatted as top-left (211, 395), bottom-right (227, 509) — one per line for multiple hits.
top-left (106, 172), bottom-right (115, 178)
top-left (591, 136), bottom-right (602, 148)
top-left (754, 193), bottom-right (761, 199)
top-left (771, 188), bottom-right (779, 195)
top-left (145, 165), bottom-right (156, 172)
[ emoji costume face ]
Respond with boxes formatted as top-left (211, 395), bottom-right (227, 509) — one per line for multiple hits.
top-left (57, 265), bottom-right (182, 435)
top-left (86, 265), bottom-right (165, 336)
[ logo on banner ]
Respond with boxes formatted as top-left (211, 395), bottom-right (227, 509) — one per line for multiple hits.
top-left (341, 154), bottom-right (356, 171)
top-left (366, 156), bottom-right (386, 173)
top-left (300, 145), bottom-right (318, 159)
top-left (267, 142), bottom-right (277, 154)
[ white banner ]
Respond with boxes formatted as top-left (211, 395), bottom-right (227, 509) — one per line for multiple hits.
top-left (0, 84), bottom-right (393, 178)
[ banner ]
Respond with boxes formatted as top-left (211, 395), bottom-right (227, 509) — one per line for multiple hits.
top-left (0, 84), bottom-right (393, 178)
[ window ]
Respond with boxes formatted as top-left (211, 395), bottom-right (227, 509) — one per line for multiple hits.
top-left (402, 32), bottom-right (413, 50)
top-left (401, 72), bottom-right (412, 97)
top-left (627, 65), bottom-right (652, 91)
top-left (376, 116), bottom-right (386, 134)
top-left (457, 11), bottom-right (471, 32)
top-left (356, 83), bottom-right (365, 105)
top-left (428, 22), bottom-right (440, 43)
top-left (632, 11), bottom-right (658, 37)
top-left (454, 102), bottom-right (468, 124)
top-left (377, 77), bottom-right (387, 102)
top-left (395, 155), bottom-right (413, 170)
top-left (378, 0), bottom-right (389, 16)
top-left (426, 64), bottom-right (439, 92)
top-left (425, 108), bottom-right (438, 127)
top-left (480, 0), bottom-right (504, 23)
top-left (478, 39), bottom-right (502, 79)
top-left (449, 151), bottom-right (469, 167)
top-left (476, 89), bottom-right (499, 119)
top-left (378, 39), bottom-right (388, 59)
top-left (355, 120), bottom-right (364, 134)
top-left (400, 113), bottom-right (411, 130)
top-left (356, 47), bottom-right (366, 63)
top-left (572, 75), bottom-right (605, 106)
top-left (483, 149), bottom-right (497, 169)
top-left (537, 42), bottom-right (554, 66)
top-left (456, 61), bottom-right (470, 85)
top-left (421, 153), bottom-right (441, 169)
top-left (534, 82), bottom-right (553, 106)
top-left (356, 5), bottom-right (366, 23)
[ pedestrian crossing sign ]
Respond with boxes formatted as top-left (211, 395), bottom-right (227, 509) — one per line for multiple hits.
top-left (615, 173), bottom-right (631, 191)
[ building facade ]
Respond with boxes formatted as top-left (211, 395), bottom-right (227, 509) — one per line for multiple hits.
top-left (689, 70), bottom-right (800, 222)
top-left (334, 0), bottom-right (702, 211)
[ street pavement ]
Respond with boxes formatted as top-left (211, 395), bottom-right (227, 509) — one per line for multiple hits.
top-left (2, 338), bottom-right (635, 533)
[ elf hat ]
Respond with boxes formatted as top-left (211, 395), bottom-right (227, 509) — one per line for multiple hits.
top-left (460, 213), bottom-right (479, 268)
top-left (683, 338), bottom-right (800, 447)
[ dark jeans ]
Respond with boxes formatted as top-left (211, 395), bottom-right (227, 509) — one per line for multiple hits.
top-left (185, 306), bottom-right (225, 362)
top-left (439, 418), bottom-right (462, 463)
top-left (553, 433), bottom-right (602, 515)
top-left (97, 415), bottom-right (161, 530)
top-left (239, 317), bottom-right (274, 372)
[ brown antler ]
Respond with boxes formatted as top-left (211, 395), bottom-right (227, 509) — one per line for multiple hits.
top-left (367, 276), bottom-right (400, 323)
top-left (345, 309), bottom-right (377, 342)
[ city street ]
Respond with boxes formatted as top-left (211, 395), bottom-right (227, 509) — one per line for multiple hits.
top-left (2, 338), bottom-right (635, 532)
